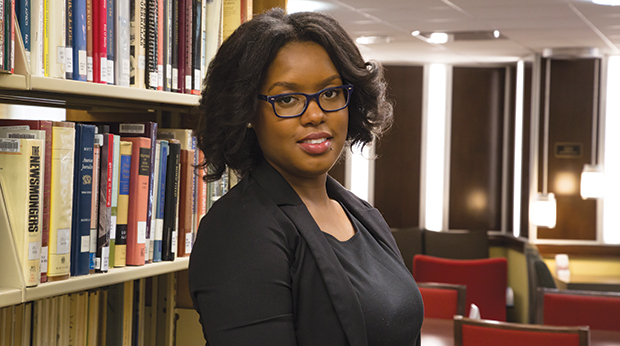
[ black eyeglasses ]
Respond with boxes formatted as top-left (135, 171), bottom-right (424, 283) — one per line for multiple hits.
top-left (257, 84), bottom-right (354, 118)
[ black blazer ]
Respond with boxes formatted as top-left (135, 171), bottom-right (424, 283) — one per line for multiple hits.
top-left (189, 160), bottom-right (423, 346)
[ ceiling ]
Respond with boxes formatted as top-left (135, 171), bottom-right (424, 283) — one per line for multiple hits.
top-left (287, 0), bottom-right (620, 65)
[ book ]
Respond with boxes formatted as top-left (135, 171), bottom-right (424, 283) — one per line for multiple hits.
top-left (195, 150), bottom-right (206, 232)
top-left (146, 0), bottom-right (157, 89)
top-left (183, 0), bottom-right (192, 94)
top-left (31, 0), bottom-right (44, 75)
top-left (96, 133), bottom-right (113, 272)
top-left (93, 0), bottom-right (107, 83)
top-left (156, 0), bottom-right (163, 90)
top-left (45, 0), bottom-right (66, 78)
top-left (114, 140), bottom-right (132, 267)
top-left (115, 0), bottom-right (130, 86)
top-left (123, 280), bottom-right (135, 346)
top-left (132, 278), bottom-right (146, 346)
top-left (0, 137), bottom-right (44, 287)
top-left (177, 0), bottom-right (186, 93)
top-left (147, 140), bottom-right (161, 263)
top-left (111, 122), bottom-right (158, 263)
top-left (153, 140), bottom-right (167, 262)
top-left (16, 0), bottom-right (31, 65)
top-left (121, 136), bottom-right (150, 266)
top-left (162, 139), bottom-right (179, 261)
top-left (105, 283), bottom-right (124, 346)
top-left (222, 0), bottom-right (240, 41)
top-left (109, 135), bottom-right (120, 268)
top-left (106, 0), bottom-right (114, 84)
top-left (171, 0), bottom-right (178, 91)
top-left (86, 289), bottom-right (100, 346)
top-left (130, 0), bottom-right (146, 88)
top-left (204, 0), bottom-right (221, 69)
top-left (48, 122), bottom-right (75, 282)
top-left (66, 0), bottom-right (74, 79)
top-left (0, 120), bottom-right (52, 283)
top-left (89, 133), bottom-right (101, 274)
top-left (177, 147), bottom-right (194, 257)
top-left (58, 294), bottom-right (71, 346)
top-left (162, 0), bottom-right (172, 91)
top-left (73, 0), bottom-right (88, 80)
top-left (97, 287), bottom-right (108, 346)
top-left (70, 123), bottom-right (95, 277)
top-left (86, 0), bottom-right (93, 81)
top-left (191, 0), bottom-right (201, 95)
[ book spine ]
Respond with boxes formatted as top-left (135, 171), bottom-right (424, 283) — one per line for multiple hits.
top-left (176, 0), bottom-right (184, 93)
top-left (191, 0), bottom-right (201, 95)
top-left (0, 0), bottom-right (6, 71)
top-left (123, 137), bottom-right (149, 266)
top-left (183, 0), bottom-right (192, 94)
top-left (30, 0), bottom-right (43, 75)
top-left (162, 0), bottom-right (171, 91)
top-left (204, 0), bottom-right (220, 69)
top-left (114, 140), bottom-right (132, 267)
top-left (92, 0), bottom-right (106, 83)
top-left (10, 0), bottom-right (15, 72)
top-left (73, 0), bottom-right (87, 80)
top-left (176, 149), bottom-right (193, 257)
top-left (147, 140), bottom-right (160, 263)
top-left (86, 0), bottom-right (92, 81)
top-left (48, 125), bottom-right (75, 281)
top-left (156, 0), bottom-right (163, 90)
top-left (199, 0), bottom-right (205, 82)
top-left (66, 0), bottom-right (73, 79)
top-left (96, 133), bottom-right (113, 272)
top-left (89, 134), bottom-right (101, 274)
top-left (161, 141), bottom-right (179, 261)
top-left (47, 0), bottom-right (66, 78)
top-left (153, 140), bottom-right (167, 262)
top-left (27, 141), bottom-right (43, 287)
top-left (17, 0), bottom-right (31, 64)
top-left (129, 0), bottom-right (145, 88)
top-left (114, 0), bottom-right (129, 86)
top-left (170, 0), bottom-right (177, 91)
top-left (109, 135), bottom-right (119, 268)
top-left (222, 0), bottom-right (239, 41)
top-left (106, 0), bottom-right (114, 84)
top-left (145, 0), bottom-right (156, 89)
top-left (195, 150), bottom-right (206, 234)
top-left (40, 121), bottom-right (52, 283)
top-left (69, 124), bottom-right (94, 277)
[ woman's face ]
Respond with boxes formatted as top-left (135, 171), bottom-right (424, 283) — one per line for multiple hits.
top-left (253, 41), bottom-right (349, 182)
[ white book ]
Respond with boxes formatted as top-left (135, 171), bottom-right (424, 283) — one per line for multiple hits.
top-left (45, 0), bottom-right (67, 78)
top-left (31, 0), bottom-right (45, 76)
top-left (116, 0), bottom-right (131, 87)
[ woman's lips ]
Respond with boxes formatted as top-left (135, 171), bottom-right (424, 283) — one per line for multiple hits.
top-left (298, 137), bottom-right (332, 154)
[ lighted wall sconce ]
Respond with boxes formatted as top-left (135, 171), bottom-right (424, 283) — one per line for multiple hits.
top-left (581, 164), bottom-right (605, 199)
top-left (531, 193), bottom-right (557, 228)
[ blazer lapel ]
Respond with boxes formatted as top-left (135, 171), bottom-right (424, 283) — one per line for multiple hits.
top-left (251, 162), bottom-right (368, 346)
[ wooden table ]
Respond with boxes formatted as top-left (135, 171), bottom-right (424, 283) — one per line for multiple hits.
top-left (556, 274), bottom-right (620, 292)
top-left (419, 317), bottom-right (620, 346)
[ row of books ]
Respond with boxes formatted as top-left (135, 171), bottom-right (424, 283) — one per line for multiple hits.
top-left (0, 273), bottom-right (177, 346)
top-left (0, 119), bottom-right (209, 287)
top-left (9, 0), bottom-right (252, 92)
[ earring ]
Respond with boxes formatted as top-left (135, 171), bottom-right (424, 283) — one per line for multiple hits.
top-left (247, 123), bottom-right (253, 128)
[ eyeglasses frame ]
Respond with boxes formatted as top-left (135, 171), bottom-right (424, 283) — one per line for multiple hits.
top-left (257, 84), bottom-right (354, 118)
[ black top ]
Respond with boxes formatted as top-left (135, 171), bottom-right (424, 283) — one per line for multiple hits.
top-left (189, 160), bottom-right (424, 346)
top-left (325, 205), bottom-right (422, 346)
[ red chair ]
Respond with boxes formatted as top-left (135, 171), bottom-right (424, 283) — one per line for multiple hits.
top-left (417, 282), bottom-right (466, 319)
top-left (536, 287), bottom-right (620, 331)
top-left (413, 254), bottom-right (507, 321)
top-left (454, 315), bottom-right (589, 346)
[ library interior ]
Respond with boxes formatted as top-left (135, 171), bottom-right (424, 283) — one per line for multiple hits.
top-left (1, 0), bottom-right (620, 345)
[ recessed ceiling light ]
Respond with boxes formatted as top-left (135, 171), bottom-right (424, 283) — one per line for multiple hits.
top-left (592, 0), bottom-right (620, 5)
top-left (355, 36), bottom-right (392, 45)
top-left (287, 0), bottom-right (337, 13)
top-left (428, 33), bottom-right (449, 44)
top-left (493, 30), bottom-right (500, 38)
top-left (411, 30), bottom-right (421, 37)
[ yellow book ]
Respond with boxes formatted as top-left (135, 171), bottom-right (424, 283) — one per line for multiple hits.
top-left (222, 0), bottom-right (242, 41)
top-left (86, 290), bottom-right (100, 346)
top-left (122, 280), bottom-right (135, 346)
top-left (48, 123), bottom-right (75, 281)
top-left (114, 141), bottom-right (133, 267)
top-left (0, 137), bottom-right (44, 287)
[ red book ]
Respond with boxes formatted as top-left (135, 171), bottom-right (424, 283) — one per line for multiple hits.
top-left (0, 120), bottom-right (52, 282)
top-left (93, 0), bottom-right (108, 83)
top-left (195, 150), bottom-right (207, 233)
top-left (176, 148), bottom-right (194, 257)
top-left (121, 137), bottom-right (151, 266)
top-left (86, 0), bottom-right (94, 82)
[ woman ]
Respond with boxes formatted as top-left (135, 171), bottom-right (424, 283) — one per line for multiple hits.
top-left (189, 8), bottom-right (424, 346)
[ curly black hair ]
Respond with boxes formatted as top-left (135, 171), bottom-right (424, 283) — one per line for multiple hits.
top-left (194, 8), bottom-right (393, 182)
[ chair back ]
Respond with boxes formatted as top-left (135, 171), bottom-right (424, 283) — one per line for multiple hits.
top-left (413, 254), bottom-right (507, 321)
top-left (391, 227), bottom-right (424, 273)
top-left (525, 243), bottom-right (556, 323)
top-left (454, 315), bottom-right (589, 346)
top-left (537, 287), bottom-right (620, 331)
top-left (424, 229), bottom-right (489, 259)
top-left (417, 282), bottom-right (466, 319)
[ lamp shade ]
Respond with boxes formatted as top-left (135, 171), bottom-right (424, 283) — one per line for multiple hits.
top-left (580, 164), bottom-right (605, 199)
top-left (530, 193), bottom-right (557, 228)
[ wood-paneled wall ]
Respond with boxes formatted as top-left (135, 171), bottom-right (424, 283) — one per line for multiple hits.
top-left (374, 66), bottom-right (423, 228)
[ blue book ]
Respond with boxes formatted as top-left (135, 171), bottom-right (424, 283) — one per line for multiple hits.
top-left (153, 140), bottom-right (168, 262)
top-left (73, 0), bottom-right (87, 80)
top-left (16, 0), bottom-right (30, 63)
top-left (70, 124), bottom-right (96, 277)
top-left (107, 0), bottom-right (115, 84)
